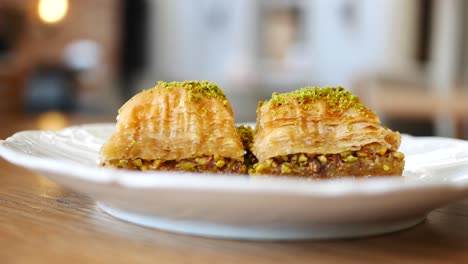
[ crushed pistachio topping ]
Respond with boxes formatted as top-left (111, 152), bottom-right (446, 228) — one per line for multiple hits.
top-left (152, 80), bottom-right (229, 105)
top-left (264, 86), bottom-right (371, 116)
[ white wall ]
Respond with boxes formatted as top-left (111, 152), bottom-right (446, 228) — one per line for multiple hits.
top-left (148, 0), bottom-right (256, 85)
top-left (429, 0), bottom-right (465, 137)
top-left (309, 0), bottom-right (419, 88)
top-left (144, 0), bottom-right (421, 94)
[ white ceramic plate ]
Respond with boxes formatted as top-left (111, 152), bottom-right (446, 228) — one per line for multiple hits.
top-left (1, 124), bottom-right (468, 240)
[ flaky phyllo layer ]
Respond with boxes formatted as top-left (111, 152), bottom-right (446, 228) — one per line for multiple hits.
top-left (100, 81), bottom-right (245, 173)
top-left (251, 86), bottom-right (404, 177)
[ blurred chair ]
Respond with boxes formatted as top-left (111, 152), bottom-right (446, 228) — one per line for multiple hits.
top-left (353, 70), bottom-right (468, 138)
top-left (0, 69), bottom-right (25, 116)
top-left (24, 64), bottom-right (77, 113)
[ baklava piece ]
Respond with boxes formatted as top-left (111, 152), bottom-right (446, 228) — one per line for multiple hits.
top-left (251, 86), bottom-right (405, 178)
top-left (100, 81), bottom-right (246, 174)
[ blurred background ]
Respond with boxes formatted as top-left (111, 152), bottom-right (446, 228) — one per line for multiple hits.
top-left (0, 0), bottom-right (467, 138)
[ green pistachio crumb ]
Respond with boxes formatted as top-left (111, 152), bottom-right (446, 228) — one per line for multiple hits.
top-left (155, 80), bottom-right (229, 105)
top-left (317, 155), bottom-right (327, 163)
top-left (298, 153), bottom-right (308, 163)
top-left (132, 159), bottom-right (143, 167)
top-left (377, 147), bottom-right (387, 156)
top-left (254, 163), bottom-right (269, 173)
top-left (343, 155), bottom-right (358, 163)
top-left (195, 157), bottom-right (208, 165)
top-left (216, 160), bottom-right (226, 168)
top-left (263, 86), bottom-right (372, 116)
top-left (281, 163), bottom-right (292, 174)
top-left (179, 161), bottom-right (197, 170)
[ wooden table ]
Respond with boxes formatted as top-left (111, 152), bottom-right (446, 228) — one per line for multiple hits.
top-left (2, 115), bottom-right (468, 263)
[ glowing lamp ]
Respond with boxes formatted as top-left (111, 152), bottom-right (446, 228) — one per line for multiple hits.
top-left (38, 0), bottom-right (69, 24)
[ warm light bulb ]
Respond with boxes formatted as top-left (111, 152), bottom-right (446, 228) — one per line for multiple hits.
top-left (38, 0), bottom-right (69, 24)
top-left (37, 111), bottom-right (67, 130)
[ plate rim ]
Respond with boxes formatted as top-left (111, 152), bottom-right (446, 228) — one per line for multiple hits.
top-left (1, 123), bottom-right (468, 197)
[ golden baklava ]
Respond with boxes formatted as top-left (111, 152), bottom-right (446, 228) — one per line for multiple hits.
top-left (100, 81), bottom-right (246, 174)
top-left (251, 86), bottom-right (405, 178)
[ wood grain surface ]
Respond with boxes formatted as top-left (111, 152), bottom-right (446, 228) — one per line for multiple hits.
top-left (2, 115), bottom-right (468, 263)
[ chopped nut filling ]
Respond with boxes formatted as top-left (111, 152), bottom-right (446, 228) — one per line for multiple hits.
top-left (251, 143), bottom-right (405, 178)
top-left (102, 155), bottom-right (246, 174)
